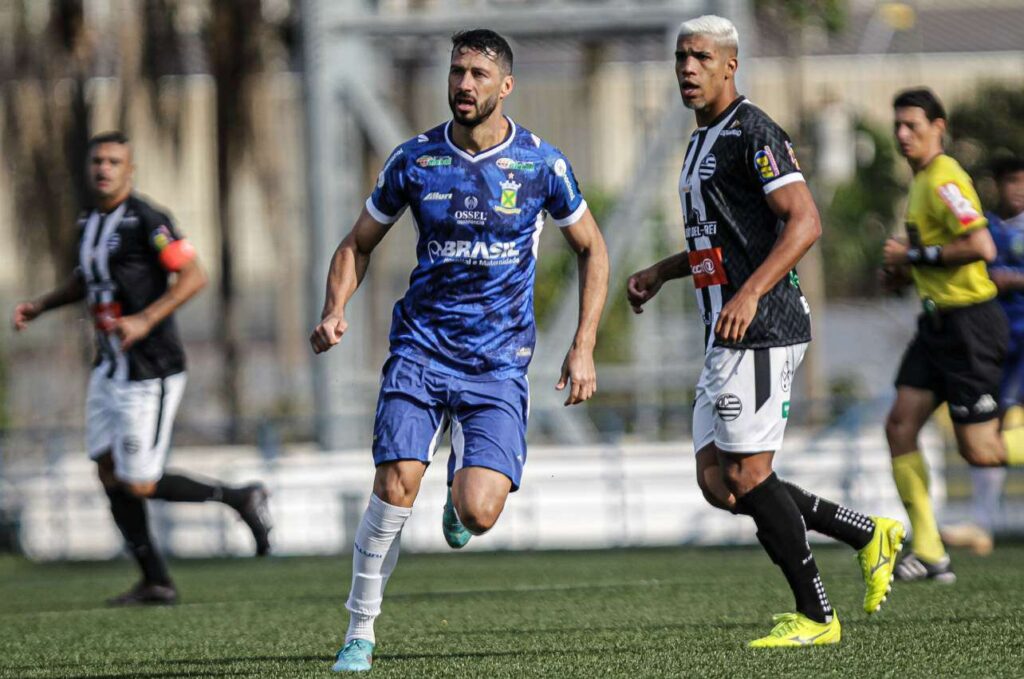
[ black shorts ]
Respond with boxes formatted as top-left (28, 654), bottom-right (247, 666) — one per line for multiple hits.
top-left (895, 299), bottom-right (1008, 424)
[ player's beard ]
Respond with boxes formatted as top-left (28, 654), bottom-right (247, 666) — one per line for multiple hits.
top-left (448, 92), bottom-right (499, 128)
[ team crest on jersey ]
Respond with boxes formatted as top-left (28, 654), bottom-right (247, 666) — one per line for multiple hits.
top-left (698, 154), bottom-right (717, 180)
top-left (754, 146), bottom-right (780, 182)
top-left (416, 155), bottom-right (452, 168)
top-left (496, 158), bottom-right (535, 172)
top-left (785, 141), bottom-right (801, 170)
top-left (495, 177), bottom-right (522, 215)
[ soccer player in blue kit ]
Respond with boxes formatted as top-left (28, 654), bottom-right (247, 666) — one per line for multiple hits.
top-left (942, 156), bottom-right (1024, 555)
top-left (310, 30), bottom-right (609, 672)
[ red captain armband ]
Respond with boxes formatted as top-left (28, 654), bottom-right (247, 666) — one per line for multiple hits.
top-left (688, 247), bottom-right (729, 288)
top-left (158, 239), bottom-right (197, 272)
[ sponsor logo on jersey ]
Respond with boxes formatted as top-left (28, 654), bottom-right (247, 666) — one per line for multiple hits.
top-left (936, 182), bottom-right (982, 226)
top-left (151, 225), bottom-right (173, 251)
top-left (426, 239), bottom-right (521, 266)
top-left (720, 128), bottom-right (743, 137)
top-left (754, 146), bottom-right (780, 182)
top-left (416, 155), bottom-right (452, 168)
top-left (516, 347), bottom-right (532, 357)
top-left (454, 195), bottom-right (488, 225)
top-left (553, 158), bottom-right (576, 200)
top-left (496, 158), bottom-right (535, 172)
top-left (685, 221), bottom-right (717, 239)
top-left (494, 177), bottom-right (522, 215)
top-left (424, 192), bottom-right (453, 201)
top-left (688, 247), bottom-right (728, 288)
top-left (377, 148), bottom-right (403, 188)
top-left (698, 153), bottom-right (717, 180)
top-left (715, 393), bottom-right (742, 421)
top-left (781, 401), bottom-right (790, 419)
top-left (785, 141), bottom-right (801, 170)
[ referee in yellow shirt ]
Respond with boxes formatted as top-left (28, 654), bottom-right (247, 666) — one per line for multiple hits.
top-left (881, 88), bottom-right (1024, 583)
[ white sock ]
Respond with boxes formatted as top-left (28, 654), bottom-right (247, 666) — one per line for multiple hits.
top-left (970, 466), bottom-right (1006, 532)
top-left (344, 494), bottom-right (411, 644)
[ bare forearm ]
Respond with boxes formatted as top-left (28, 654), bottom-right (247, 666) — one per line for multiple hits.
top-left (141, 261), bottom-right (207, 326)
top-left (35, 273), bottom-right (86, 313)
top-left (322, 238), bottom-right (370, 317)
top-left (742, 214), bottom-right (819, 297)
top-left (655, 252), bottom-right (693, 282)
top-left (573, 245), bottom-right (609, 349)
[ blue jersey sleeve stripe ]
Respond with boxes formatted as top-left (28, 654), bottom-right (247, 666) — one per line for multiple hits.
top-left (365, 196), bottom-right (403, 225)
top-left (551, 200), bottom-right (588, 228)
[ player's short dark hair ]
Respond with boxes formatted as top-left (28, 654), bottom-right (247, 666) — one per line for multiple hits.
top-left (892, 88), bottom-right (946, 121)
top-left (88, 131), bottom-right (130, 149)
top-left (451, 29), bottom-right (513, 74)
top-left (992, 156), bottom-right (1024, 182)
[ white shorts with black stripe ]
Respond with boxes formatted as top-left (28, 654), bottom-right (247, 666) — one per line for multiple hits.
top-left (86, 367), bottom-right (187, 483)
top-left (692, 343), bottom-right (807, 454)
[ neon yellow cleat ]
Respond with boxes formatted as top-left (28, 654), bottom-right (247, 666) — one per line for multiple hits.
top-left (748, 612), bottom-right (841, 648)
top-left (857, 516), bottom-right (906, 614)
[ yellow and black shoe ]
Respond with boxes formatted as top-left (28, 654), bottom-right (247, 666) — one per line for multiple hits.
top-left (857, 516), bottom-right (906, 613)
top-left (748, 611), bottom-right (841, 648)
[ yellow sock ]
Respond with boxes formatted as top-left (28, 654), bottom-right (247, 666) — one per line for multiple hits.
top-left (892, 451), bottom-right (946, 563)
top-left (1003, 428), bottom-right (1024, 466)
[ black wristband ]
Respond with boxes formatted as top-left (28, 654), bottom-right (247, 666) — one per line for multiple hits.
top-left (906, 245), bottom-right (943, 266)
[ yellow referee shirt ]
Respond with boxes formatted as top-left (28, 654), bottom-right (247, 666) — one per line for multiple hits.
top-left (905, 154), bottom-right (996, 308)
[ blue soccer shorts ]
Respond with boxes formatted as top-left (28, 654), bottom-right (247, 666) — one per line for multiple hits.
top-left (371, 355), bottom-right (529, 490)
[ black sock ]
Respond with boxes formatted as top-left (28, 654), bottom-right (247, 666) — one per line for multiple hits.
top-left (783, 481), bottom-right (875, 550)
top-left (152, 473), bottom-right (245, 506)
top-left (736, 473), bottom-right (833, 624)
top-left (105, 485), bottom-right (171, 586)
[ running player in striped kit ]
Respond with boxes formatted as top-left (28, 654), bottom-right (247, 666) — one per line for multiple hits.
top-left (12, 132), bottom-right (272, 605)
top-left (627, 15), bottom-right (904, 647)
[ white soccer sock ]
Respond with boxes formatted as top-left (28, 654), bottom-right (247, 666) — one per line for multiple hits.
top-left (970, 466), bottom-right (1006, 532)
top-left (344, 494), bottom-right (411, 644)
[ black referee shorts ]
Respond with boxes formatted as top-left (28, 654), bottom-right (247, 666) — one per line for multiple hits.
top-left (895, 299), bottom-right (1008, 424)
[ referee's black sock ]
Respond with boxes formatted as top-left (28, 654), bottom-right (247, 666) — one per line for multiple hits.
top-left (104, 485), bottom-right (171, 586)
top-left (783, 481), bottom-right (875, 551)
top-left (152, 472), bottom-right (247, 507)
top-left (736, 473), bottom-right (833, 624)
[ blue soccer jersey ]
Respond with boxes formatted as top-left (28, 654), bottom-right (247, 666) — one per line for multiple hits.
top-left (989, 210), bottom-right (1024, 336)
top-left (365, 118), bottom-right (587, 379)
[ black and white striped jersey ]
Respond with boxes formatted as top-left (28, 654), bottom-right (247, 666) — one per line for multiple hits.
top-left (76, 194), bottom-right (188, 381)
top-left (678, 96), bottom-right (812, 352)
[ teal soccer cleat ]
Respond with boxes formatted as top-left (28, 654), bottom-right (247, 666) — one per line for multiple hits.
top-left (442, 488), bottom-right (472, 549)
top-left (332, 639), bottom-right (374, 673)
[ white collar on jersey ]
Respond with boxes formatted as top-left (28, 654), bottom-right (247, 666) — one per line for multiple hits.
top-left (444, 116), bottom-right (517, 163)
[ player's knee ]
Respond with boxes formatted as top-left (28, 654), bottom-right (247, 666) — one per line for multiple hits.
top-left (961, 442), bottom-right (1003, 467)
top-left (124, 481), bottom-right (157, 498)
top-left (458, 507), bottom-right (497, 535)
top-left (885, 411), bottom-right (917, 450)
top-left (374, 473), bottom-right (418, 506)
top-left (695, 474), bottom-right (733, 512)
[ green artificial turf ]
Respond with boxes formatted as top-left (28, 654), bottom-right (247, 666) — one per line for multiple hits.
top-left (2, 545), bottom-right (1021, 678)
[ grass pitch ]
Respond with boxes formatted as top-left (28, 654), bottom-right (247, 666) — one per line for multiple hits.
top-left (2, 544), bottom-right (1022, 678)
